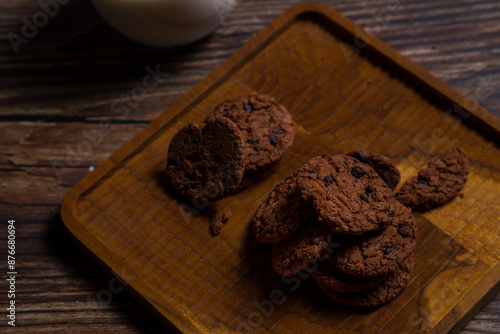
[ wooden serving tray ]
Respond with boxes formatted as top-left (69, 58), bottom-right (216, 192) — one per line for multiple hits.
top-left (61, 3), bottom-right (500, 333)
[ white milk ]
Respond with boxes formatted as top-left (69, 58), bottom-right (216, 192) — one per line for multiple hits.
top-left (91, 0), bottom-right (236, 46)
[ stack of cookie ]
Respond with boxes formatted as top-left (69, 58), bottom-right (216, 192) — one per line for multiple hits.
top-left (166, 93), bottom-right (294, 205)
top-left (253, 152), bottom-right (417, 307)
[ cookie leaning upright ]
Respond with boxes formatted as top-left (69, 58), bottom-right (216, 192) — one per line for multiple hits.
top-left (296, 154), bottom-right (398, 235)
top-left (207, 93), bottom-right (295, 173)
top-left (252, 173), bottom-right (314, 244)
top-left (166, 116), bottom-right (245, 204)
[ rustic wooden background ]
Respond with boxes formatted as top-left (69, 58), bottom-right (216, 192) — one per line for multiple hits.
top-left (0, 0), bottom-right (498, 333)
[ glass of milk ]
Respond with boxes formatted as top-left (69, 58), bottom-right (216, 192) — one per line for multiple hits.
top-left (91, 0), bottom-right (236, 46)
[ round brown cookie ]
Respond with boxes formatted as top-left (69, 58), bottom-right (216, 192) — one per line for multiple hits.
top-left (310, 260), bottom-right (388, 293)
top-left (166, 116), bottom-right (245, 204)
top-left (395, 148), bottom-right (470, 212)
top-left (329, 202), bottom-right (416, 278)
top-left (348, 151), bottom-right (401, 190)
top-left (207, 93), bottom-right (295, 173)
top-left (318, 255), bottom-right (414, 307)
top-left (272, 222), bottom-right (334, 277)
top-left (253, 173), bottom-right (312, 244)
top-left (296, 154), bottom-right (397, 235)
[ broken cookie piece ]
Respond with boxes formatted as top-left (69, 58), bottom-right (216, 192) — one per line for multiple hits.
top-left (395, 148), bottom-right (470, 211)
top-left (209, 210), bottom-right (231, 236)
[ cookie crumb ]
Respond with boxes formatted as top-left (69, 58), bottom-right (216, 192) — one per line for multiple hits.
top-left (459, 193), bottom-right (465, 199)
top-left (210, 210), bottom-right (231, 236)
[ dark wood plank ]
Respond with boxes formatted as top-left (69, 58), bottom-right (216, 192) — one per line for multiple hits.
top-left (0, 0), bottom-right (499, 332)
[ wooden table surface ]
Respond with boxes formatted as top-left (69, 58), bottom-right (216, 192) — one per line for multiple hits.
top-left (0, 0), bottom-right (498, 333)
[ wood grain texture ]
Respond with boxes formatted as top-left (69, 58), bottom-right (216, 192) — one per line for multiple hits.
top-left (1, 0), bottom-right (499, 333)
top-left (63, 2), bottom-right (500, 333)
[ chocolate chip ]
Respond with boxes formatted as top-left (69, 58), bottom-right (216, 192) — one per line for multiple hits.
top-left (356, 152), bottom-right (368, 162)
top-left (220, 110), bottom-right (228, 116)
top-left (417, 180), bottom-right (428, 186)
top-left (291, 254), bottom-right (297, 261)
top-left (269, 118), bottom-right (275, 124)
top-left (243, 103), bottom-right (252, 111)
top-left (307, 170), bottom-right (317, 174)
top-left (398, 226), bottom-right (409, 237)
top-left (323, 175), bottom-right (333, 186)
top-left (322, 154), bottom-right (329, 158)
top-left (276, 129), bottom-right (284, 134)
top-left (385, 248), bottom-right (394, 256)
top-left (269, 134), bottom-right (278, 146)
top-left (351, 166), bottom-right (366, 178)
top-left (360, 192), bottom-right (371, 203)
top-left (362, 246), bottom-right (367, 251)
top-left (387, 210), bottom-right (394, 218)
top-left (353, 159), bottom-right (360, 163)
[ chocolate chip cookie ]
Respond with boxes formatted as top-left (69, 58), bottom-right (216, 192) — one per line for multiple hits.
top-left (297, 154), bottom-right (397, 235)
top-left (317, 255), bottom-right (414, 307)
top-left (328, 202), bottom-right (416, 278)
top-left (310, 260), bottom-right (388, 293)
top-left (272, 222), bottom-right (334, 277)
top-left (166, 116), bottom-right (245, 204)
top-left (207, 93), bottom-right (294, 173)
top-left (348, 151), bottom-right (401, 189)
top-left (395, 148), bottom-right (470, 211)
top-left (253, 173), bottom-right (312, 244)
